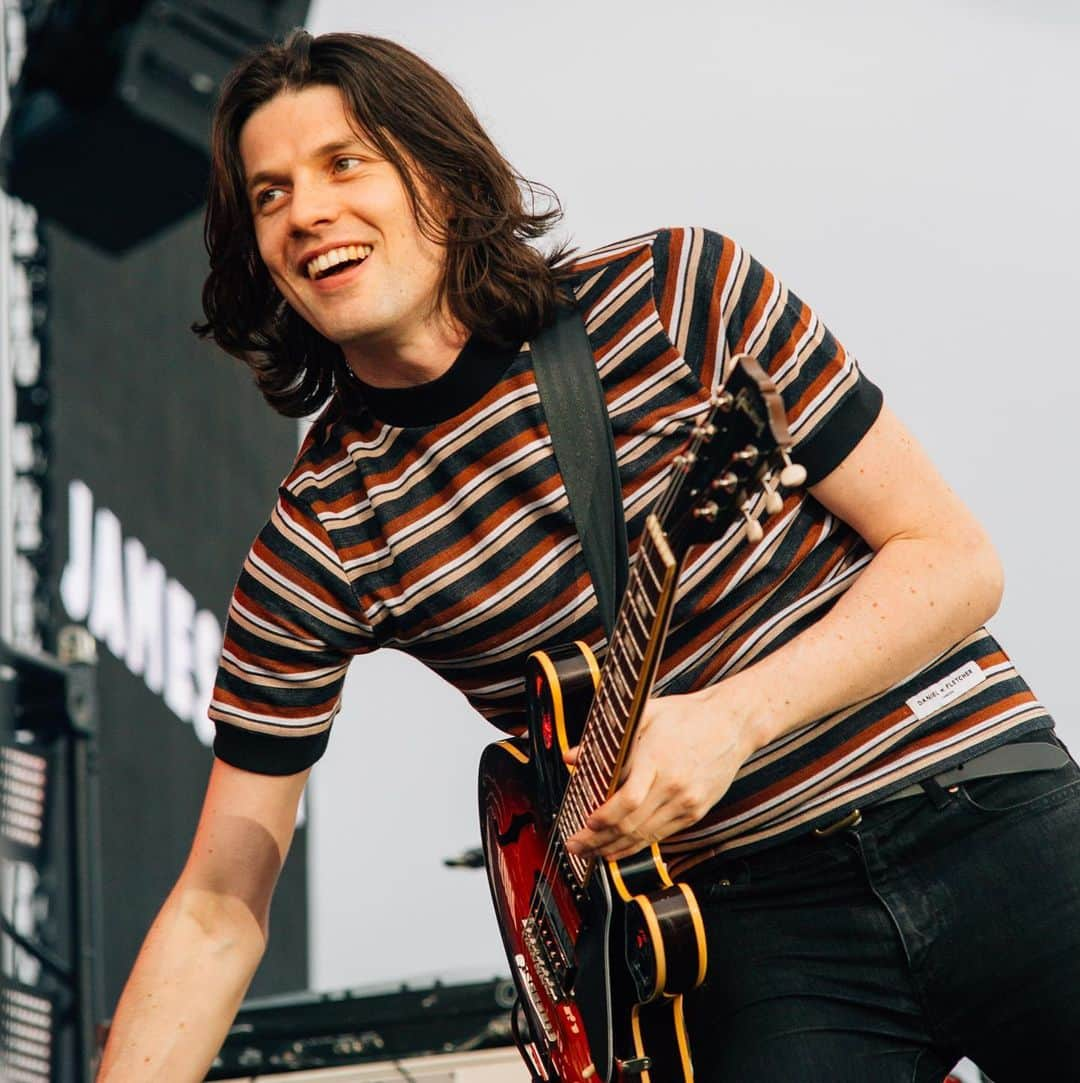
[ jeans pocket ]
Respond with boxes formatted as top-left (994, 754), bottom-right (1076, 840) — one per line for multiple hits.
top-left (957, 760), bottom-right (1080, 816)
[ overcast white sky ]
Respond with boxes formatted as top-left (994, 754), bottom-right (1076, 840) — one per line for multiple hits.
top-left (300, 0), bottom-right (1080, 995)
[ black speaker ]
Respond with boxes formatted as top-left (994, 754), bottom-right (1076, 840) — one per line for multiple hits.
top-left (0, 1), bottom-right (310, 252)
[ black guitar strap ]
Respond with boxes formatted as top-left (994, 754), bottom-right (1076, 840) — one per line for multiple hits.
top-left (530, 304), bottom-right (629, 638)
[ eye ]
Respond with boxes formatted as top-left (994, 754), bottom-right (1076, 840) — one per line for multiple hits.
top-left (254, 186), bottom-right (286, 211)
top-left (332, 156), bottom-right (363, 174)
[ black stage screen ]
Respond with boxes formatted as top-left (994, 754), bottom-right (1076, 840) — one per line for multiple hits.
top-left (45, 211), bottom-right (308, 1010)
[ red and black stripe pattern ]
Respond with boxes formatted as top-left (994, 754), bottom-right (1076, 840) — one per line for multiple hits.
top-left (211, 227), bottom-right (1050, 858)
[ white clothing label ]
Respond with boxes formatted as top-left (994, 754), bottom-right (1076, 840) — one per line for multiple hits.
top-left (906, 661), bottom-right (987, 720)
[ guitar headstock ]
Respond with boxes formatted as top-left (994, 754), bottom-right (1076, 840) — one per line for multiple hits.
top-left (662, 354), bottom-right (806, 552)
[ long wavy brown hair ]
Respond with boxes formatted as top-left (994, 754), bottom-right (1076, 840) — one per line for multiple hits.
top-left (195, 30), bottom-right (573, 418)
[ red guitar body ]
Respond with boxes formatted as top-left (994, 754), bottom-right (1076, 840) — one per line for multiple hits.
top-left (480, 642), bottom-right (707, 1083)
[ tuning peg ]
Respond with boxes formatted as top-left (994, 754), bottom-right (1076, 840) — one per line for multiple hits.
top-left (711, 390), bottom-right (734, 411)
top-left (711, 471), bottom-right (738, 494)
top-left (740, 502), bottom-right (764, 543)
top-left (779, 449), bottom-right (807, 488)
top-left (762, 475), bottom-right (784, 515)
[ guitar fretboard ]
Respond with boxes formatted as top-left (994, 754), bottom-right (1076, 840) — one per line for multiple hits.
top-left (556, 515), bottom-right (679, 885)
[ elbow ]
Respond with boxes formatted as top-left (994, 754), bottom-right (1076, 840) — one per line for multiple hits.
top-left (175, 885), bottom-right (270, 961)
top-left (965, 528), bottom-right (1004, 628)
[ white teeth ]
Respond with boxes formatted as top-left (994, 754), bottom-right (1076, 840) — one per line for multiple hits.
top-left (305, 244), bottom-right (372, 279)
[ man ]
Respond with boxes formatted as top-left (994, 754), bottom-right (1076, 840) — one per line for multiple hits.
top-left (98, 30), bottom-right (1080, 1082)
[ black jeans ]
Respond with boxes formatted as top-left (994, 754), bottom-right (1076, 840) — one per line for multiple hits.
top-left (683, 737), bottom-right (1080, 1081)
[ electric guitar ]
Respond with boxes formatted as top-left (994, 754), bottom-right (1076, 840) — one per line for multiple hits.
top-left (479, 355), bottom-right (805, 1082)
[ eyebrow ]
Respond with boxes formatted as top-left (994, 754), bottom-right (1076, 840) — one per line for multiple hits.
top-left (245, 139), bottom-right (370, 194)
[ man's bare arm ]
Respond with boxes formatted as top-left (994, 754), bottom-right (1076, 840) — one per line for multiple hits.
top-left (96, 757), bottom-right (310, 1082)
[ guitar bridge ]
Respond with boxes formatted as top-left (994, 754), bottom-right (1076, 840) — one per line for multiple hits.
top-left (513, 952), bottom-right (556, 1044)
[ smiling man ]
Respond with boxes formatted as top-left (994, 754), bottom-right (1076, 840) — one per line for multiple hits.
top-left (97, 30), bottom-right (1080, 1083)
top-left (238, 82), bottom-right (465, 388)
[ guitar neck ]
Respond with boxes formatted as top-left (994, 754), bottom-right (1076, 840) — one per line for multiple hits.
top-left (549, 356), bottom-right (799, 887)
top-left (556, 514), bottom-right (681, 884)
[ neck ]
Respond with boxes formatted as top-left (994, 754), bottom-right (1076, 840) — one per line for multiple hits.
top-left (342, 314), bottom-right (470, 389)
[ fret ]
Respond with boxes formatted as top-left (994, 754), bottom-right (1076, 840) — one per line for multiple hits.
top-left (569, 787), bottom-right (593, 823)
top-left (622, 605), bottom-right (649, 656)
top-left (591, 700), bottom-right (620, 763)
top-left (637, 584), bottom-right (659, 619)
top-left (580, 758), bottom-right (606, 800)
top-left (616, 625), bottom-right (644, 670)
top-left (591, 683), bottom-right (615, 732)
top-left (640, 551), bottom-right (663, 593)
top-left (609, 660), bottom-right (634, 707)
top-left (627, 592), bottom-right (651, 641)
top-left (612, 638), bottom-right (639, 682)
top-left (610, 628), bottom-right (636, 667)
top-left (570, 788), bottom-right (590, 832)
top-left (560, 800), bottom-right (581, 839)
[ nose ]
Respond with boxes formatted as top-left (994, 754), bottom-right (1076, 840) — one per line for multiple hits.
top-left (287, 178), bottom-right (339, 234)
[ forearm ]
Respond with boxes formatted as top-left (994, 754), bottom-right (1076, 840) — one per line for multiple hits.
top-left (97, 886), bottom-right (266, 1082)
top-left (712, 527), bottom-right (1004, 754)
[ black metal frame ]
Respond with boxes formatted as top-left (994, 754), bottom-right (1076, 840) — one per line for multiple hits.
top-left (1, 640), bottom-right (103, 1083)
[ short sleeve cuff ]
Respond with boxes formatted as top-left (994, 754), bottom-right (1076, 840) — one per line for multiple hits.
top-left (793, 374), bottom-right (883, 487)
top-left (213, 720), bottom-right (330, 776)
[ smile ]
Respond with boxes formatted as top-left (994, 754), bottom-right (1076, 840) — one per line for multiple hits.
top-left (305, 244), bottom-right (373, 280)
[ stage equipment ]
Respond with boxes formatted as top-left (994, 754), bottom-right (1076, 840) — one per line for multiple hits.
top-left (0, 0), bottom-right (310, 252)
top-left (0, 635), bottom-right (103, 1083)
top-left (215, 1046), bottom-right (530, 1082)
top-left (201, 976), bottom-right (519, 1079)
top-left (0, 193), bottom-right (49, 653)
top-left (0, 981), bottom-right (56, 1083)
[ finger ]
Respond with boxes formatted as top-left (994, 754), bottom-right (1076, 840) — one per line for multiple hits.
top-left (562, 744), bottom-right (580, 767)
top-left (567, 763), bottom-right (664, 855)
top-left (569, 796), bottom-right (669, 858)
top-left (585, 762), bottom-right (657, 833)
top-left (601, 806), bottom-right (691, 860)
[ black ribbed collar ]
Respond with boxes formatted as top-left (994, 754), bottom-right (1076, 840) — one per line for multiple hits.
top-left (348, 335), bottom-right (524, 428)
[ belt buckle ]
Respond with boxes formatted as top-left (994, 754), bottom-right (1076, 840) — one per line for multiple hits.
top-left (813, 808), bottom-right (863, 837)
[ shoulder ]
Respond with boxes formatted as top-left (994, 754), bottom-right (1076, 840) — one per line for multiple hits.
top-left (562, 226), bottom-right (744, 308)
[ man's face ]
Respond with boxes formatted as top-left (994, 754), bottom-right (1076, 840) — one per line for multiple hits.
top-left (239, 84), bottom-right (449, 376)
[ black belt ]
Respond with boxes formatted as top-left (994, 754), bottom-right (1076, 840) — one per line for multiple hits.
top-left (813, 740), bottom-right (1070, 837)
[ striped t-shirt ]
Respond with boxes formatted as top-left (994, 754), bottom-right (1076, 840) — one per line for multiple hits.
top-left (210, 226), bottom-right (1051, 864)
